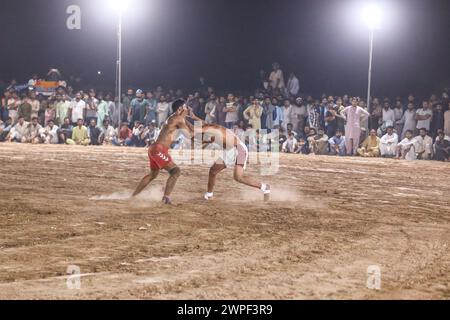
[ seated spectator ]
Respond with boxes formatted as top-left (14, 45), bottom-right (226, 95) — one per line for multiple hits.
top-left (329, 129), bottom-right (346, 156)
top-left (282, 132), bottom-right (298, 153)
top-left (87, 119), bottom-right (102, 146)
top-left (113, 122), bottom-right (133, 146)
top-left (296, 137), bottom-right (309, 154)
top-left (415, 128), bottom-right (433, 160)
top-left (58, 117), bottom-right (73, 144)
top-left (142, 121), bottom-right (160, 146)
top-left (396, 130), bottom-right (418, 160)
top-left (434, 130), bottom-right (450, 162)
top-left (99, 119), bottom-right (117, 145)
top-left (380, 126), bottom-right (398, 158)
top-left (357, 129), bottom-right (380, 157)
top-left (0, 117), bottom-right (13, 142)
top-left (67, 118), bottom-right (90, 145)
top-left (24, 117), bottom-right (42, 144)
top-left (39, 119), bottom-right (59, 144)
top-left (308, 127), bottom-right (329, 155)
top-left (131, 121), bottom-right (146, 147)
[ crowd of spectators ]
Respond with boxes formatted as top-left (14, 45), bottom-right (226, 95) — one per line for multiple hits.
top-left (1, 63), bottom-right (450, 162)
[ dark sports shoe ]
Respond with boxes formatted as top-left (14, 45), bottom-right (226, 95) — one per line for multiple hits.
top-left (263, 185), bottom-right (270, 202)
top-left (162, 196), bottom-right (172, 205)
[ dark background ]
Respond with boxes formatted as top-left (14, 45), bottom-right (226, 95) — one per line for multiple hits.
top-left (0, 0), bottom-right (449, 97)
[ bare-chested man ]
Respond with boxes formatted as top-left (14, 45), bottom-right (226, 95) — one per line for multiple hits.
top-left (132, 99), bottom-right (192, 204)
top-left (189, 112), bottom-right (271, 201)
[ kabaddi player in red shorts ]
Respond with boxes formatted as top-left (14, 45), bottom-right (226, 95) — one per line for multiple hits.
top-left (132, 99), bottom-right (192, 204)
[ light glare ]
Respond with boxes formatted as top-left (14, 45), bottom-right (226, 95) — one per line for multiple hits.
top-left (363, 4), bottom-right (381, 30)
top-left (110, 0), bottom-right (129, 13)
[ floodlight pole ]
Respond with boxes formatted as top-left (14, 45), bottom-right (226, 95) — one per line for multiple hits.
top-left (367, 30), bottom-right (374, 113)
top-left (116, 11), bottom-right (123, 126)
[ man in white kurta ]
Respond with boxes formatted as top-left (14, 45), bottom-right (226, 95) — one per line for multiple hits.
top-left (343, 98), bottom-right (370, 156)
top-left (39, 120), bottom-right (59, 144)
top-left (397, 103), bottom-right (417, 139)
top-left (396, 130), bottom-right (418, 160)
top-left (380, 127), bottom-right (398, 157)
top-left (415, 128), bottom-right (433, 160)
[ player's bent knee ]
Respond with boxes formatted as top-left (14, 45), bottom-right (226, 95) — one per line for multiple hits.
top-left (169, 166), bottom-right (181, 178)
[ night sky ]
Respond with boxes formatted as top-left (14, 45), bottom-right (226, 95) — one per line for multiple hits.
top-left (1, 0), bottom-right (449, 98)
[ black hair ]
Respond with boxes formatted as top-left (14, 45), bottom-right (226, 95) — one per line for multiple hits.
top-left (172, 99), bottom-right (186, 112)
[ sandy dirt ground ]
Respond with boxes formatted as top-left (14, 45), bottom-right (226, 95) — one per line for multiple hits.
top-left (0, 143), bottom-right (448, 300)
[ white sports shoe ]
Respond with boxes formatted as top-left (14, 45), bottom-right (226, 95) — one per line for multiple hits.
top-left (204, 192), bottom-right (214, 200)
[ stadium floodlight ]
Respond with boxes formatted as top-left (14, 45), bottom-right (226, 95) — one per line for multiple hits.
top-left (362, 4), bottom-right (382, 31)
top-left (110, 0), bottom-right (130, 125)
top-left (363, 3), bottom-right (381, 113)
top-left (111, 0), bottom-right (129, 14)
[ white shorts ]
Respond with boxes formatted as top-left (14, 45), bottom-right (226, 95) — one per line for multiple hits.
top-left (218, 142), bottom-right (248, 170)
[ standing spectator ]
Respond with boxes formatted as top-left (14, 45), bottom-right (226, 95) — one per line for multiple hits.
top-left (269, 62), bottom-right (285, 90)
top-left (18, 97), bottom-right (32, 121)
top-left (224, 94), bottom-right (239, 129)
top-left (130, 89), bottom-right (149, 126)
top-left (67, 118), bottom-right (90, 146)
top-left (369, 98), bottom-right (382, 131)
top-left (281, 99), bottom-right (294, 131)
top-left (324, 102), bottom-right (338, 138)
top-left (85, 89), bottom-right (98, 125)
top-left (122, 88), bottom-right (134, 121)
top-left (415, 128), bottom-right (433, 160)
top-left (96, 94), bottom-right (109, 129)
top-left (308, 100), bottom-right (320, 130)
top-left (290, 98), bottom-right (306, 132)
top-left (397, 103), bottom-right (417, 140)
top-left (39, 119), bottom-right (59, 144)
top-left (430, 103), bottom-right (444, 138)
top-left (44, 99), bottom-right (56, 125)
top-left (343, 98), bottom-right (370, 156)
top-left (156, 95), bottom-right (170, 126)
top-left (7, 91), bottom-right (21, 124)
top-left (357, 129), bottom-right (380, 157)
top-left (87, 119), bottom-right (101, 146)
top-left (204, 94), bottom-right (218, 124)
top-left (415, 100), bottom-right (433, 133)
top-left (286, 73), bottom-right (300, 96)
top-left (1, 91), bottom-right (10, 122)
top-left (108, 95), bottom-right (122, 128)
top-left (444, 102), bottom-right (450, 136)
top-left (243, 99), bottom-right (263, 130)
top-left (216, 96), bottom-right (227, 127)
top-left (27, 91), bottom-right (40, 120)
top-left (380, 126), bottom-right (398, 157)
top-left (393, 100), bottom-right (404, 136)
top-left (55, 94), bottom-right (70, 126)
top-left (328, 129), bottom-right (346, 156)
top-left (379, 101), bottom-right (395, 135)
top-left (69, 92), bottom-right (86, 125)
top-left (144, 91), bottom-right (157, 126)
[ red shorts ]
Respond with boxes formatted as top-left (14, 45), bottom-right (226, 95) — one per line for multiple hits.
top-left (148, 143), bottom-right (172, 170)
